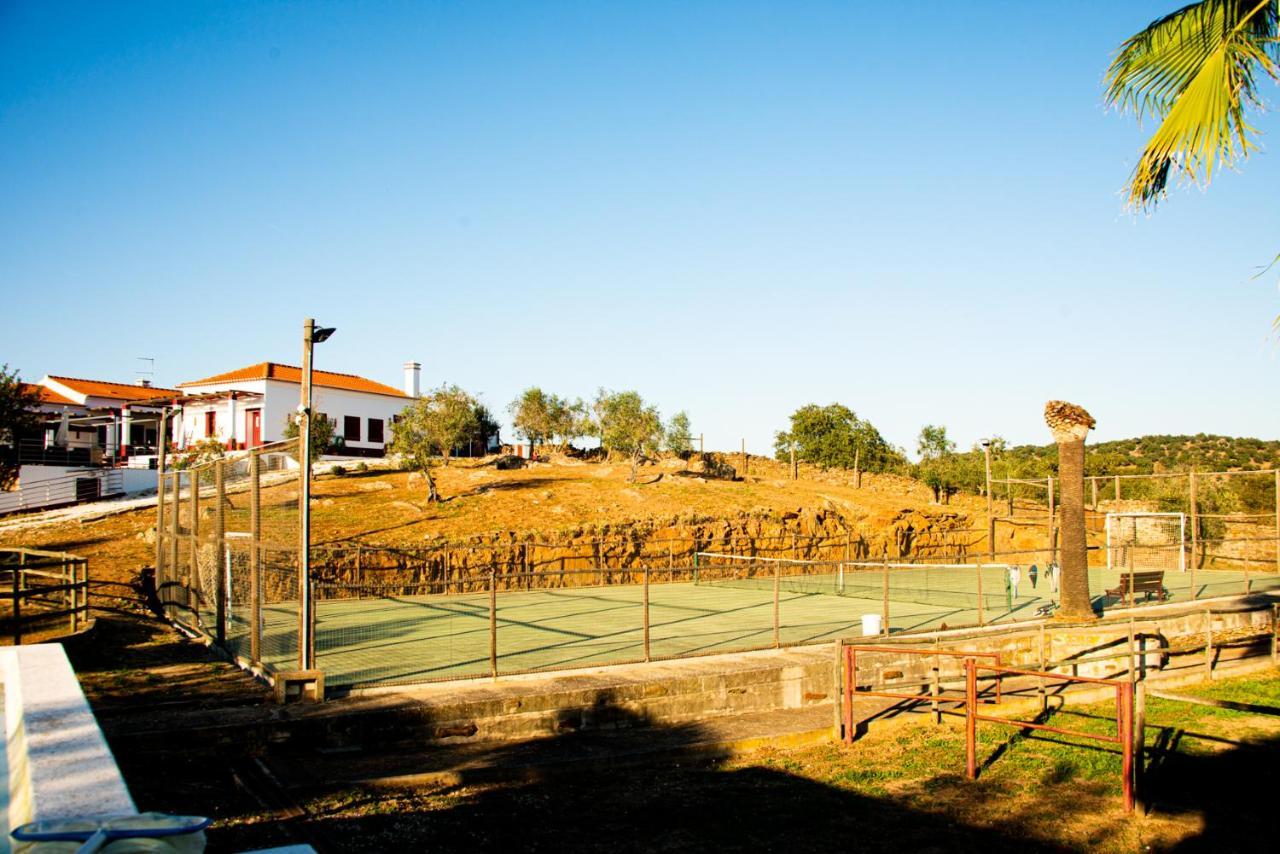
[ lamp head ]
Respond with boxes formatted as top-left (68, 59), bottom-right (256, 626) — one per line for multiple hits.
top-left (311, 325), bottom-right (336, 344)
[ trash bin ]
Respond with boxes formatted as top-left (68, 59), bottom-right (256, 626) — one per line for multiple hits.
top-left (861, 613), bottom-right (882, 636)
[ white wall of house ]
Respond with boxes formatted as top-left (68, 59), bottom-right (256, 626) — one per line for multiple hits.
top-left (176, 379), bottom-right (407, 454)
top-left (307, 385), bottom-right (406, 453)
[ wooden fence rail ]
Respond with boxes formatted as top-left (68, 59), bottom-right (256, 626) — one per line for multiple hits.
top-left (0, 548), bottom-right (91, 645)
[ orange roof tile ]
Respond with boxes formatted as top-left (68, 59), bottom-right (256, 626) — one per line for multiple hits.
top-left (21, 383), bottom-right (78, 406)
top-left (180, 362), bottom-right (407, 398)
top-left (44, 376), bottom-right (179, 402)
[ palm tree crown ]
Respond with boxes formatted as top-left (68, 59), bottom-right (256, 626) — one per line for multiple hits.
top-left (1106, 0), bottom-right (1280, 209)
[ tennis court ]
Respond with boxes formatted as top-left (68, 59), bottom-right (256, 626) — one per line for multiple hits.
top-left (238, 559), bottom-right (1274, 690)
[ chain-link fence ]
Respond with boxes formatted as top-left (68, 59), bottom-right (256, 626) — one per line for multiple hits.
top-left (155, 449), bottom-right (1278, 695)
top-left (156, 439), bottom-right (301, 679)
top-left (306, 536), bottom-right (1277, 692)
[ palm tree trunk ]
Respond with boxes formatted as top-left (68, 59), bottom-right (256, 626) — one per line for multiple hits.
top-left (1056, 435), bottom-right (1092, 619)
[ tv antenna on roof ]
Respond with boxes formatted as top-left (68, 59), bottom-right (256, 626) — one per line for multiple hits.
top-left (137, 356), bottom-right (155, 387)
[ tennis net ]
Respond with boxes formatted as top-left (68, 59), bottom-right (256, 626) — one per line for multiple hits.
top-left (691, 552), bottom-right (1035, 612)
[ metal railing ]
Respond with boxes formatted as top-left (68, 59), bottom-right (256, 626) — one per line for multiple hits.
top-left (0, 548), bottom-right (91, 644)
top-left (0, 469), bottom-right (125, 516)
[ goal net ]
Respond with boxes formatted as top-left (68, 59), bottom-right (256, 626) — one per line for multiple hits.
top-left (1105, 512), bottom-right (1186, 573)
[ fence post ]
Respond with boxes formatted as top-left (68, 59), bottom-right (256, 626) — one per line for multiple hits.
top-left (1121, 683), bottom-right (1134, 814)
top-left (1037, 622), bottom-right (1048, 713)
top-left (1272, 604), bottom-right (1278, 666)
top-left (880, 553), bottom-right (889, 637)
top-left (741, 438), bottom-right (747, 478)
top-left (12, 555), bottom-right (22, 645)
top-left (355, 545), bottom-right (364, 600)
top-left (214, 461), bottom-right (226, 646)
top-left (843, 645), bottom-right (854, 744)
top-left (1091, 477), bottom-right (1098, 511)
top-left (1203, 607), bottom-right (1213, 680)
top-left (1134, 680), bottom-right (1146, 812)
top-left (643, 565), bottom-right (651, 662)
top-left (81, 558), bottom-right (90, 632)
top-left (1189, 471), bottom-right (1199, 572)
top-left (489, 571), bottom-right (498, 679)
top-left (931, 667), bottom-right (941, 725)
top-left (976, 562), bottom-right (985, 626)
top-left (249, 454), bottom-right (262, 665)
top-left (190, 468), bottom-right (200, 624)
top-left (833, 640), bottom-right (844, 740)
top-left (169, 471), bottom-right (181, 609)
top-left (965, 658), bottom-right (977, 779)
top-left (1046, 475), bottom-right (1055, 566)
top-left (1274, 469), bottom-right (1279, 577)
top-left (66, 555), bottom-right (76, 634)
top-left (1114, 475), bottom-right (1121, 502)
top-left (772, 561), bottom-right (780, 648)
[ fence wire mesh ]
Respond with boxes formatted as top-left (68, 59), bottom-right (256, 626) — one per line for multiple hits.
top-left (156, 439), bottom-right (301, 679)
top-left (153, 451), bottom-right (1277, 693)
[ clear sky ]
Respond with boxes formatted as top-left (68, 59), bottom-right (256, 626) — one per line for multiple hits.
top-left (2, 1), bottom-right (1277, 458)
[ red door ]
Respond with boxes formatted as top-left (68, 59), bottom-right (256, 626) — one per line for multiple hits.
top-left (245, 409), bottom-right (262, 447)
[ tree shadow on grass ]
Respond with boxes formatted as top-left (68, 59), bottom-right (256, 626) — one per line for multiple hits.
top-left (1142, 726), bottom-right (1280, 852)
top-left (214, 697), bottom-right (1065, 854)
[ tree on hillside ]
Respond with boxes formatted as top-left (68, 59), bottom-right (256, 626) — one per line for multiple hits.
top-left (551, 398), bottom-right (583, 449)
top-left (917, 424), bottom-right (959, 503)
top-left (665, 411), bottom-right (692, 455)
top-left (509, 387), bottom-right (562, 456)
top-left (0, 366), bottom-right (42, 490)
top-left (1106, 1), bottom-right (1280, 327)
top-left (391, 384), bottom-right (479, 502)
top-left (773, 404), bottom-right (900, 474)
top-left (467, 403), bottom-right (501, 455)
top-left (598, 390), bottom-right (664, 481)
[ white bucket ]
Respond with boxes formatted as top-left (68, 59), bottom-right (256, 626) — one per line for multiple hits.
top-left (861, 613), bottom-right (882, 636)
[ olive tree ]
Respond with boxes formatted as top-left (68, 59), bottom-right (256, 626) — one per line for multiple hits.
top-left (390, 384), bottom-right (479, 502)
top-left (0, 365), bottom-right (41, 489)
top-left (283, 411), bottom-right (338, 464)
top-left (599, 390), bottom-right (664, 481)
top-left (665, 410), bottom-right (692, 455)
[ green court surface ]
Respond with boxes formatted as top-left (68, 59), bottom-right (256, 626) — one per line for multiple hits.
top-left (229, 565), bottom-right (1275, 690)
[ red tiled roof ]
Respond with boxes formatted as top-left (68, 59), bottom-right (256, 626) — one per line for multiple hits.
top-left (21, 383), bottom-right (78, 406)
top-left (180, 362), bottom-right (407, 398)
top-left (44, 376), bottom-right (179, 401)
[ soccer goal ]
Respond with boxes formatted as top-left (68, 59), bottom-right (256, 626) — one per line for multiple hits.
top-left (1105, 512), bottom-right (1186, 573)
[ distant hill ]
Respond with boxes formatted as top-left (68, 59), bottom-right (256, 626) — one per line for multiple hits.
top-left (997, 434), bottom-right (1280, 477)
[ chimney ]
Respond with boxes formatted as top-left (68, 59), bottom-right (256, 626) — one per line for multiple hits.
top-left (137, 378), bottom-right (152, 388)
top-left (403, 361), bottom-right (421, 397)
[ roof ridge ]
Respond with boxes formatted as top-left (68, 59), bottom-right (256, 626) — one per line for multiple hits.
top-left (180, 362), bottom-right (406, 397)
top-left (45, 375), bottom-right (179, 392)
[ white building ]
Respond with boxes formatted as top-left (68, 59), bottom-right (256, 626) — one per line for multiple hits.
top-left (174, 361), bottom-right (419, 457)
top-left (35, 376), bottom-right (177, 461)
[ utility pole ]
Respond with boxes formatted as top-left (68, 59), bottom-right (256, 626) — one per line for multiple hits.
top-left (299, 318), bottom-right (335, 671)
top-left (299, 319), bottom-right (314, 670)
top-left (982, 439), bottom-right (994, 562)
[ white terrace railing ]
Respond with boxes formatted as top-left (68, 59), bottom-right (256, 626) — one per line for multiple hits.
top-left (0, 469), bottom-right (125, 516)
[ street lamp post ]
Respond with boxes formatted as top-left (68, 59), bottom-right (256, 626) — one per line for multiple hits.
top-left (299, 318), bottom-right (335, 671)
top-left (982, 439), bottom-right (994, 563)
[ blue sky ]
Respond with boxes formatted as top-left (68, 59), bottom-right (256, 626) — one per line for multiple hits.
top-left (2, 1), bottom-right (1277, 457)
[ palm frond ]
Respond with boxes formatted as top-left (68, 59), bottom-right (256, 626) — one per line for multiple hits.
top-left (1105, 0), bottom-right (1279, 208)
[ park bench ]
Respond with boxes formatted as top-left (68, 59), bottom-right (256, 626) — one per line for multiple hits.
top-left (1105, 570), bottom-right (1169, 607)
